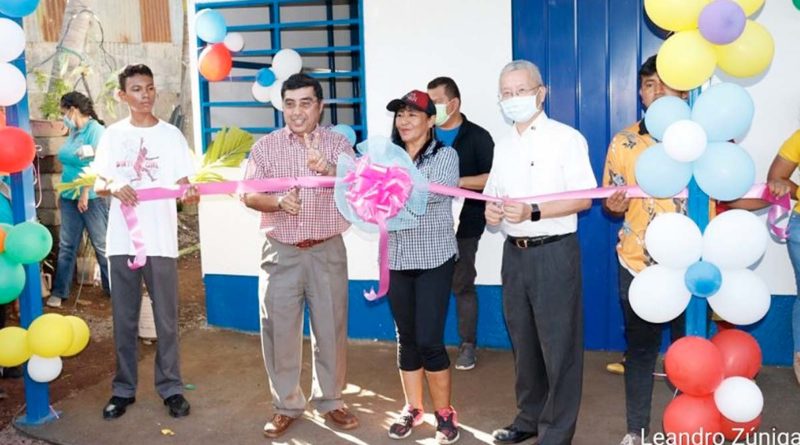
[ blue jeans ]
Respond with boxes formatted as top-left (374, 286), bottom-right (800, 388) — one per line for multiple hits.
top-left (51, 197), bottom-right (110, 299)
top-left (787, 212), bottom-right (800, 354)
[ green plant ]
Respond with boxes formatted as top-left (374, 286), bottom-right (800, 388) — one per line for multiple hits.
top-left (32, 68), bottom-right (71, 120)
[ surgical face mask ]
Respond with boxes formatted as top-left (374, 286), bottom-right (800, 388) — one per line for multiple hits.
top-left (434, 100), bottom-right (453, 126)
top-left (62, 111), bottom-right (77, 131)
top-left (499, 95), bottom-right (540, 123)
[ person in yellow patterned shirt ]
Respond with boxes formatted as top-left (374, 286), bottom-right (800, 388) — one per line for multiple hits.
top-left (767, 129), bottom-right (800, 386)
top-left (602, 55), bottom-right (688, 445)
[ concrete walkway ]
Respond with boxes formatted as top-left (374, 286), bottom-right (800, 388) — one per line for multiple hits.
top-left (15, 328), bottom-right (800, 444)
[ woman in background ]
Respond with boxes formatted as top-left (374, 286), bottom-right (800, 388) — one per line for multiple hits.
top-left (47, 92), bottom-right (110, 308)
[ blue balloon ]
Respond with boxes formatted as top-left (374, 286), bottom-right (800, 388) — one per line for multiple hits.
top-left (691, 82), bottom-right (754, 142)
top-left (644, 96), bottom-right (691, 141)
top-left (0, 0), bottom-right (40, 17)
top-left (684, 261), bottom-right (722, 298)
top-left (256, 68), bottom-right (276, 87)
top-left (332, 124), bottom-right (357, 146)
top-left (634, 143), bottom-right (693, 198)
top-left (195, 9), bottom-right (227, 44)
top-left (693, 142), bottom-right (755, 201)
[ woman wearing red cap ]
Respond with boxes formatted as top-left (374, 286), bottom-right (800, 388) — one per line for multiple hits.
top-left (384, 90), bottom-right (461, 444)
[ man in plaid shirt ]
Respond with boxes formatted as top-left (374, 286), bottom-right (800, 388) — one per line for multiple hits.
top-left (242, 74), bottom-right (358, 439)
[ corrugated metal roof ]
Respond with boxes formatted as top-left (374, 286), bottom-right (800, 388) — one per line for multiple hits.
top-left (140, 0), bottom-right (172, 42)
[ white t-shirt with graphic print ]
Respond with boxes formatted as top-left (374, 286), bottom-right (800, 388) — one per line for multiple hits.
top-left (93, 118), bottom-right (196, 258)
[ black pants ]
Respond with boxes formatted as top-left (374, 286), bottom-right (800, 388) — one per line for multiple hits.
top-left (619, 266), bottom-right (684, 436)
top-left (388, 256), bottom-right (456, 372)
top-left (502, 234), bottom-right (583, 445)
top-left (452, 237), bottom-right (480, 344)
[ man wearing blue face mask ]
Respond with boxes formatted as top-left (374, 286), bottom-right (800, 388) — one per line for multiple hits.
top-left (427, 77), bottom-right (494, 371)
top-left (484, 60), bottom-right (596, 445)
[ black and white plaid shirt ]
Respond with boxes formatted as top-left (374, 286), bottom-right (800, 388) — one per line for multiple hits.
top-left (389, 140), bottom-right (460, 270)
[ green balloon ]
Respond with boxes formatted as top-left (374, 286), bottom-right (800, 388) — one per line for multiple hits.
top-left (795, 0), bottom-right (800, 11)
top-left (0, 254), bottom-right (25, 304)
top-left (5, 222), bottom-right (53, 264)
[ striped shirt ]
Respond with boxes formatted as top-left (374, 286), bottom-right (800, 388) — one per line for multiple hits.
top-left (389, 140), bottom-right (460, 270)
top-left (243, 126), bottom-right (354, 244)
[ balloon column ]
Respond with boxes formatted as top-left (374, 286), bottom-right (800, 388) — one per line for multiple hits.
top-left (0, 221), bottom-right (53, 304)
top-left (636, 83), bottom-right (756, 201)
top-left (0, 14), bottom-right (30, 107)
top-left (662, 331), bottom-right (764, 442)
top-left (0, 313), bottom-right (91, 383)
top-left (645, 0), bottom-right (774, 90)
top-left (630, 209), bottom-right (770, 326)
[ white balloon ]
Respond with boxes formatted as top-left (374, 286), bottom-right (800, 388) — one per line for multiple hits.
top-left (251, 81), bottom-right (271, 103)
top-left (0, 62), bottom-right (26, 106)
top-left (644, 213), bottom-right (703, 268)
top-left (27, 355), bottom-right (63, 383)
top-left (223, 32), bottom-right (245, 52)
top-left (707, 269), bottom-right (770, 325)
top-left (714, 377), bottom-right (763, 423)
top-left (703, 209), bottom-right (768, 269)
top-left (271, 48), bottom-right (302, 79)
top-left (663, 119), bottom-right (708, 162)
top-left (0, 19), bottom-right (25, 63)
top-left (270, 79), bottom-right (284, 111)
top-left (629, 265), bottom-right (691, 323)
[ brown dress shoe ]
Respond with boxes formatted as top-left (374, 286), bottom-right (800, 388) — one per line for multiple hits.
top-left (324, 407), bottom-right (359, 430)
top-left (263, 413), bottom-right (296, 438)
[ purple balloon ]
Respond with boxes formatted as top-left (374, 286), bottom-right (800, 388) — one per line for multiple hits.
top-left (698, 0), bottom-right (747, 45)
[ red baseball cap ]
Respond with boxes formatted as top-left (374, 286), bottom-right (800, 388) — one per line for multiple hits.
top-left (386, 90), bottom-right (436, 116)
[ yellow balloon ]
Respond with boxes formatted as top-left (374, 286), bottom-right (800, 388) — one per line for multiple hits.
top-left (657, 30), bottom-right (717, 91)
top-left (644, 0), bottom-right (710, 31)
top-left (715, 20), bottom-right (774, 78)
top-left (732, 0), bottom-right (764, 16)
top-left (27, 313), bottom-right (73, 358)
top-left (0, 327), bottom-right (31, 367)
top-left (62, 316), bottom-right (90, 357)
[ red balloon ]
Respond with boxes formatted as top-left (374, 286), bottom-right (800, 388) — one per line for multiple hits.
top-left (198, 43), bottom-right (232, 82)
top-left (665, 336), bottom-right (725, 396)
top-left (711, 329), bottom-right (762, 379)
top-left (663, 395), bottom-right (722, 445)
top-left (0, 127), bottom-right (35, 173)
top-left (720, 414), bottom-right (761, 442)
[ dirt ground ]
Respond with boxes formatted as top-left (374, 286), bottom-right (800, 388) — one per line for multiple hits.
top-left (0, 211), bottom-right (205, 439)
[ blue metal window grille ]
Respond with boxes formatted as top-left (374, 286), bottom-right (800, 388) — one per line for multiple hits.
top-left (194, 0), bottom-right (367, 152)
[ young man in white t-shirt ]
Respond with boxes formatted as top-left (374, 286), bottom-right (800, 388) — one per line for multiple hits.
top-left (93, 64), bottom-right (198, 420)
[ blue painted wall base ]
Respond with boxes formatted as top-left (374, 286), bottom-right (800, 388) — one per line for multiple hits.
top-left (204, 274), bottom-right (795, 366)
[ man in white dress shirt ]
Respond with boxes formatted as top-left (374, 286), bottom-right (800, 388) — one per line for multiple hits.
top-left (485, 60), bottom-right (597, 445)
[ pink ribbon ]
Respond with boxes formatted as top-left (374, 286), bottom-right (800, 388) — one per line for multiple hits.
top-left (123, 179), bottom-right (790, 281)
top-left (120, 204), bottom-right (147, 269)
top-left (341, 157), bottom-right (413, 299)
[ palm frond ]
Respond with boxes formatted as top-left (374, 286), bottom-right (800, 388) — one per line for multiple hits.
top-left (56, 168), bottom-right (98, 199)
top-left (192, 127), bottom-right (254, 183)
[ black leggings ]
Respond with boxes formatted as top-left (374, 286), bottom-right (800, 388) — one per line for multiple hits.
top-left (387, 256), bottom-right (456, 372)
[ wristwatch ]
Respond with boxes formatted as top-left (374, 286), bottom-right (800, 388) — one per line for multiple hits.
top-left (530, 203), bottom-right (541, 222)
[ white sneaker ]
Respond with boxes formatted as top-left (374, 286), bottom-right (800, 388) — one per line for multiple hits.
top-left (46, 296), bottom-right (62, 308)
top-left (620, 433), bottom-right (642, 445)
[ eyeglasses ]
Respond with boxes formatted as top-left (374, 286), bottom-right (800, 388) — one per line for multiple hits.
top-left (283, 99), bottom-right (319, 111)
top-left (499, 86), bottom-right (540, 101)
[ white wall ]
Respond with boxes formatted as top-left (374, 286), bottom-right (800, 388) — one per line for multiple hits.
top-left (722, 0), bottom-right (800, 295)
top-left (196, 0), bottom-right (513, 281)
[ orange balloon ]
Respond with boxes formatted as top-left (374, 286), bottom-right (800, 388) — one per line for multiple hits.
top-left (198, 43), bottom-right (233, 82)
top-left (0, 226), bottom-right (6, 253)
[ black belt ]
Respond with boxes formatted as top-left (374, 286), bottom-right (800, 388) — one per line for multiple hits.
top-left (507, 233), bottom-right (571, 249)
